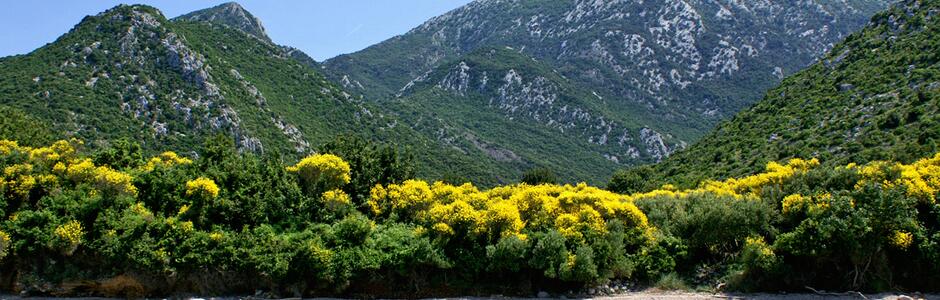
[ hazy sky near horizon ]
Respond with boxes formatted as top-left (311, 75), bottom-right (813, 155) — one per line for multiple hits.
top-left (0, 0), bottom-right (472, 61)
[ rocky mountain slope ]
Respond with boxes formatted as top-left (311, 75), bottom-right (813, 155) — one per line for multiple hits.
top-left (326, 0), bottom-right (894, 146)
top-left (387, 47), bottom-right (686, 182)
top-left (0, 5), bottom-right (422, 170)
top-left (175, 2), bottom-right (271, 43)
top-left (623, 0), bottom-right (940, 188)
top-left (174, 2), bottom-right (320, 68)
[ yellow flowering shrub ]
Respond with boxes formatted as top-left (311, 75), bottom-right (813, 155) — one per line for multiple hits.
top-left (55, 220), bottom-right (84, 254)
top-left (369, 180), bottom-right (434, 218)
top-left (855, 153), bottom-right (940, 203)
top-left (142, 151), bottom-right (193, 171)
top-left (131, 202), bottom-right (154, 220)
top-left (369, 180), bottom-right (652, 243)
top-left (186, 177), bottom-right (220, 199)
top-left (889, 231), bottom-right (913, 249)
top-left (781, 194), bottom-right (805, 214)
top-left (94, 166), bottom-right (137, 196)
top-left (287, 154), bottom-right (351, 190)
top-left (27, 140), bottom-right (77, 165)
top-left (0, 140), bottom-right (28, 156)
top-left (1, 163), bottom-right (37, 199)
top-left (64, 158), bottom-right (96, 181)
top-left (0, 230), bottom-right (10, 259)
top-left (322, 189), bottom-right (352, 210)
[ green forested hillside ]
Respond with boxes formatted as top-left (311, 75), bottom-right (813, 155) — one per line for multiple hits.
top-left (384, 47), bottom-right (686, 184)
top-left (611, 0), bottom-right (940, 192)
top-left (0, 4), bottom-right (527, 186)
top-left (0, 106), bottom-right (55, 146)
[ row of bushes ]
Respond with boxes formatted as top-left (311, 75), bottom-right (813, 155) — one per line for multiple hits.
top-left (1, 136), bottom-right (939, 296)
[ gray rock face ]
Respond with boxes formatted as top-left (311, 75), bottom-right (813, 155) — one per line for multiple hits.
top-left (174, 2), bottom-right (271, 43)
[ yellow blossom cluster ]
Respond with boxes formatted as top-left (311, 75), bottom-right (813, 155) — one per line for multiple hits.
top-left (889, 230), bottom-right (913, 249)
top-left (1, 140), bottom-right (140, 199)
top-left (0, 140), bottom-right (27, 156)
top-left (745, 236), bottom-right (775, 258)
top-left (186, 177), bottom-right (220, 200)
top-left (625, 158), bottom-right (820, 203)
top-left (854, 153), bottom-right (940, 203)
top-left (55, 220), bottom-right (84, 248)
top-left (698, 158), bottom-right (819, 199)
top-left (321, 189), bottom-right (351, 210)
top-left (287, 154), bottom-right (351, 189)
top-left (93, 165), bottom-right (137, 196)
top-left (781, 193), bottom-right (833, 215)
top-left (0, 230), bottom-right (10, 259)
top-left (369, 181), bottom-right (650, 242)
top-left (28, 140), bottom-right (77, 164)
top-left (131, 202), bottom-right (154, 220)
top-left (142, 151), bottom-right (193, 171)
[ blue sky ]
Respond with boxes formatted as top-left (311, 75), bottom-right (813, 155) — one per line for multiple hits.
top-left (0, 0), bottom-right (472, 61)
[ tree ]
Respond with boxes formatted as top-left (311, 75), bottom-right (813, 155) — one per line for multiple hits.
top-left (520, 167), bottom-right (558, 185)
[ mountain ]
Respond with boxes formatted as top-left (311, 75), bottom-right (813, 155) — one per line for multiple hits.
top-left (173, 2), bottom-right (320, 68)
top-left (384, 46), bottom-right (684, 183)
top-left (325, 0), bottom-right (894, 153)
top-left (175, 2), bottom-right (271, 43)
top-left (0, 4), bottom-right (568, 186)
top-left (0, 1), bottom-right (898, 185)
top-left (619, 0), bottom-right (940, 189)
top-left (0, 4), bottom-right (360, 153)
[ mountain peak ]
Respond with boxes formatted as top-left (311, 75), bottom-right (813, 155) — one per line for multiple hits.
top-left (173, 1), bottom-right (271, 43)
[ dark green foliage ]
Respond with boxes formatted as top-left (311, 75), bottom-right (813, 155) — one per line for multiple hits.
top-left (528, 230), bottom-right (568, 279)
top-left (607, 165), bottom-right (656, 194)
top-left (93, 138), bottom-right (144, 169)
top-left (319, 135), bottom-right (414, 207)
top-left (638, 194), bottom-right (777, 258)
top-left (0, 106), bottom-right (55, 147)
top-left (521, 167), bottom-right (558, 185)
top-left (485, 235), bottom-right (528, 272)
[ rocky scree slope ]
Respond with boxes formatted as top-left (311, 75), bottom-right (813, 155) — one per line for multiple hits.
top-left (635, 0), bottom-right (940, 188)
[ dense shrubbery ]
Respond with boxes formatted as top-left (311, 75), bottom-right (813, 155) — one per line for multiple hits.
top-left (1, 137), bottom-right (939, 296)
top-left (0, 137), bottom-right (661, 297)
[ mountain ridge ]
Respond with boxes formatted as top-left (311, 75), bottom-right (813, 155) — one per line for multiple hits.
top-left (325, 0), bottom-right (894, 142)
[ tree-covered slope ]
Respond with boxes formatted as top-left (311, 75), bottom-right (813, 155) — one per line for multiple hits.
top-left (619, 0), bottom-right (940, 190)
top-left (0, 4), bottom-right (560, 186)
top-left (0, 6), bottom-right (330, 154)
top-left (326, 0), bottom-right (893, 144)
top-left (387, 47), bottom-right (687, 184)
